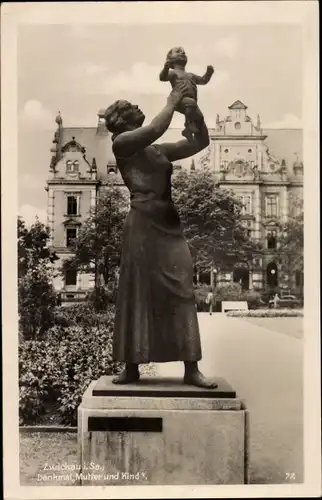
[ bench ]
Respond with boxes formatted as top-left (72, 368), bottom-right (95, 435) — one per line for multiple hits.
top-left (221, 301), bottom-right (249, 313)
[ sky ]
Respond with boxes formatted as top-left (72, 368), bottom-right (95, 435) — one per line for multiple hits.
top-left (17, 22), bottom-right (302, 225)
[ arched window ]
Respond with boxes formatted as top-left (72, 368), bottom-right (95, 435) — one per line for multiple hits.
top-left (266, 262), bottom-right (278, 288)
top-left (233, 263), bottom-right (249, 290)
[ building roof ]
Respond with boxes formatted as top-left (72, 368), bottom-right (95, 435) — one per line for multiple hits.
top-left (61, 126), bottom-right (115, 180)
top-left (59, 125), bottom-right (303, 177)
top-left (262, 128), bottom-right (303, 170)
top-left (228, 100), bottom-right (248, 110)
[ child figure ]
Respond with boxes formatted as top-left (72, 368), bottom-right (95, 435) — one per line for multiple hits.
top-left (159, 47), bottom-right (215, 141)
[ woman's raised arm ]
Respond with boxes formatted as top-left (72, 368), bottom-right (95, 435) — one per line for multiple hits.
top-left (158, 118), bottom-right (210, 163)
top-left (113, 83), bottom-right (189, 158)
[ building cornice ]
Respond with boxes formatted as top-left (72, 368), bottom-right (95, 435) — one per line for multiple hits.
top-left (46, 179), bottom-right (100, 186)
top-left (210, 135), bottom-right (268, 141)
top-left (218, 179), bottom-right (298, 187)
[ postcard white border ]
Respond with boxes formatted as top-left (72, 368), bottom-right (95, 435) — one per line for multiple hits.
top-left (1, 1), bottom-right (320, 498)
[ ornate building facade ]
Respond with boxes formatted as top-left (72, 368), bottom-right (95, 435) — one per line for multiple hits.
top-left (46, 101), bottom-right (303, 303)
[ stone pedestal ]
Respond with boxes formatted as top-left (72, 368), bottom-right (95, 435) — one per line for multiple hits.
top-left (77, 376), bottom-right (249, 485)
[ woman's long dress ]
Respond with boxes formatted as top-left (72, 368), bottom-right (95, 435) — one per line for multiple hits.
top-left (113, 144), bottom-right (202, 363)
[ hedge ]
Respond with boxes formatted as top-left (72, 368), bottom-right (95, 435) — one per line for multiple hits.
top-left (194, 283), bottom-right (263, 311)
top-left (19, 305), bottom-right (123, 426)
top-left (226, 309), bottom-right (304, 318)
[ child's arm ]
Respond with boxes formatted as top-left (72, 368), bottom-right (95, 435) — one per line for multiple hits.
top-left (192, 65), bottom-right (215, 85)
top-left (159, 61), bottom-right (172, 82)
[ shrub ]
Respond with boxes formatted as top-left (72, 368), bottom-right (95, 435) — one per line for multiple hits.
top-left (194, 283), bottom-right (212, 311)
top-left (19, 306), bottom-right (123, 426)
top-left (194, 283), bottom-right (263, 311)
top-left (242, 289), bottom-right (263, 309)
top-left (53, 303), bottom-right (116, 329)
top-left (18, 266), bottom-right (57, 340)
top-left (226, 309), bottom-right (304, 318)
top-left (214, 283), bottom-right (243, 302)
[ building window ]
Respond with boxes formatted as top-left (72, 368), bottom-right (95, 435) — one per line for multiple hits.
top-left (67, 195), bottom-right (78, 215)
top-left (242, 220), bottom-right (252, 238)
top-left (267, 230), bottom-right (277, 249)
top-left (248, 149), bottom-right (252, 154)
top-left (265, 195), bottom-right (279, 217)
top-left (235, 122), bottom-right (241, 130)
top-left (66, 160), bottom-right (79, 173)
top-left (66, 227), bottom-right (77, 247)
top-left (224, 148), bottom-right (229, 154)
top-left (237, 194), bottom-right (252, 215)
top-left (65, 268), bottom-right (77, 287)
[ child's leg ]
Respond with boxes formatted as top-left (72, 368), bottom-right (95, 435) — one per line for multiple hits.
top-left (177, 99), bottom-right (204, 142)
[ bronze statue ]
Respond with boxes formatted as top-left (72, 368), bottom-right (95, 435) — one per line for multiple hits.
top-left (102, 81), bottom-right (217, 389)
top-left (159, 47), bottom-right (214, 142)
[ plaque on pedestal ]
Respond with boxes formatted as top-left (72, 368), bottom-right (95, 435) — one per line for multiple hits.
top-left (78, 376), bottom-right (249, 485)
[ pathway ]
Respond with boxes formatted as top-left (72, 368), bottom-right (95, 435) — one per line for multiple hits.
top-left (156, 313), bottom-right (303, 484)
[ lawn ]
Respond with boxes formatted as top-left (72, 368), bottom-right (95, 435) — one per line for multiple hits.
top-left (20, 432), bottom-right (78, 486)
top-left (243, 316), bottom-right (303, 339)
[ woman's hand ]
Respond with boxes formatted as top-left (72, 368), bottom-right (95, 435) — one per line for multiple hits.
top-left (167, 81), bottom-right (190, 108)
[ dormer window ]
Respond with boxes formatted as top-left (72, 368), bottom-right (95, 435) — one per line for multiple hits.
top-left (66, 160), bottom-right (79, 173)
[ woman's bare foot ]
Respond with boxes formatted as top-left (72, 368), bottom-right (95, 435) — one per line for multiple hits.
top-left (184, 361), bottom-right (217, 389)
top-left (184, 371), bottom-right (218, 389)
top-left (112, 364), bottom-right (140, 384)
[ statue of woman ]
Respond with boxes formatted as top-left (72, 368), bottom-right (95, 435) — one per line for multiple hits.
top-left (102, 82), bottom-right (217, 388)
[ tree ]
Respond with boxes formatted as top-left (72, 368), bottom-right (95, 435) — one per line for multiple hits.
top-left (62, 185), bottom-right (128, 309)
top-left (171, 168), bottom-right (262, 274)
top-left (18, 217), bottom-right (58, 340)
top-left (276, 196), bottom-right (303, 292)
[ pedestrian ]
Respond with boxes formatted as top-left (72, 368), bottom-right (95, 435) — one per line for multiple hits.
top-left (206, 288), bottom-right (214, 315)
top-left (273, 292), bottom-right (280, 309)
